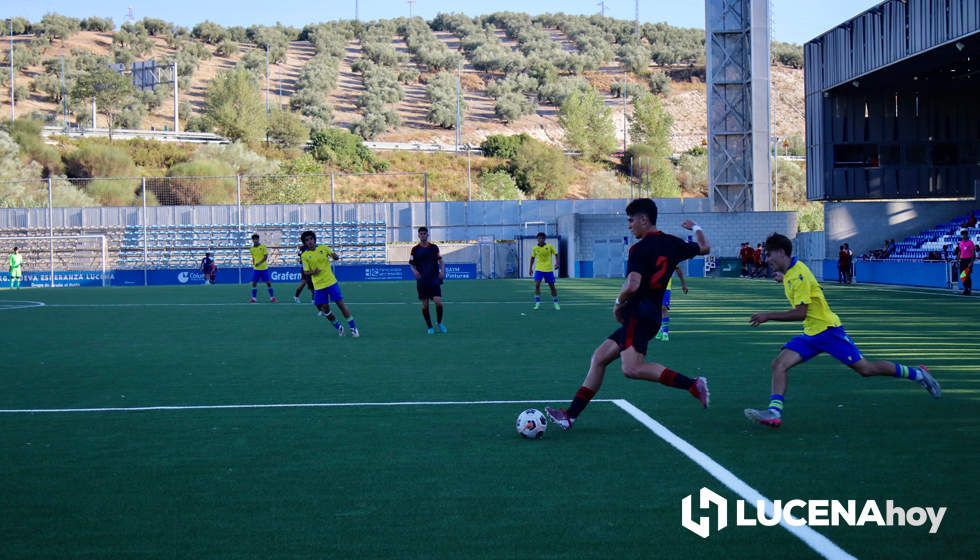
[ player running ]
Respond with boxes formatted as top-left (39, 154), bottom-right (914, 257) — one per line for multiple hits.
top-left (654, 266), bottom-right (687, 342)
top-left (529, 232), bottom-right (560, 310)
top-left (546, 199), bottom-right (711, 431)
top-left (8, 247), bottom-right (22, 290)
top-left (248, 233), bottom-right (276, 303)
top-left (744, 233), bottom-right (941, 428)
top-left (293, 243), bottom-right (315, 304)
top-left (409, 226), bottom-right (446, 334)
top-left (300, 230), bottom-right (359, 337)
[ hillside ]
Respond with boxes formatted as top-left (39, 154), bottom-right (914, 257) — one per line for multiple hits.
top-left (1, 15), bottom-right (805, 154)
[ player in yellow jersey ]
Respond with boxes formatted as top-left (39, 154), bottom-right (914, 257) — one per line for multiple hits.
top-left (248, 234), bottom-right (276, 303)
top-left (300, 230), bottom-right (358, 337)
top-left (654, 266), bottom-right (687, 342)
top-left (529, 232), bottom-right (559, 310)
top-left (744, 233), bottom-right (941, 428)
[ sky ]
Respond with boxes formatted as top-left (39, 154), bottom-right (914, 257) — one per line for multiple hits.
top-left (10, 0), bottom-right (884, 44)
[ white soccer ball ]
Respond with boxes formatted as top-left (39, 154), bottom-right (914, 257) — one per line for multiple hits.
top-left (516, 408), bottom-right (548, 439)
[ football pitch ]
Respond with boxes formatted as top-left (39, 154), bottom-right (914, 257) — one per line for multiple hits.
top-left (0, 278), bottom-right (977, 559)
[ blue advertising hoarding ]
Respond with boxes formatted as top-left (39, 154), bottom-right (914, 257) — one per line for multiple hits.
top-left (2, 264), bottom-right (479, 287)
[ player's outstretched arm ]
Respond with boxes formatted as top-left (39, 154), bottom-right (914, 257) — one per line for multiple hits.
top-left (681, 219), bottom-right (710, 255)
top-left (750, 303), bottom-right (807, 327)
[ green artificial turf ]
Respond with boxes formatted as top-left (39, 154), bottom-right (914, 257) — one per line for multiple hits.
top-left (0, 278), bottom-right (976, 558)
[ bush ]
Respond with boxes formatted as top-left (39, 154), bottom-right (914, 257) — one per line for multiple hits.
top-left (352, 108), bottom-right (400, 140)
top-left (192, 21), bottom-right (229, 44)
top-left (309, 128), bottom-right (382, 172)
top-left (63, 142), bottom-right (137, 178)
top-left (494, 92), bottom-right (535, 123)
top-left (215, 38), bottom-right (239, 57)
top-left (610, 81), bottom-right (644, 99)
top-left (80, 17), bottom-right (114, 32)
top-left (675, 152), bottom-right (708, 197)
top-left (475, 170), bottom-right (523, 200)
top-left (1, 119), bottom-right (63, 176)
top-left (628, 144), bottom-right (679, 198)
top-left (31, 74), bottom-right (63, 102)
top-left (587, 170), bottom-right (630, 199)
top-left (510, 139), bottom-right (570, 199)
top-left (204, 67), bottom-right (267, 144)
top-left (9, 17), bottom-right (31, 35)
top-left (559, 88), bottom-right (617, 162)
top-left (121, 138), bottom-right (194, 169)
top-left (36, 13), bottom-right (81, 43)
top-left (772, 41), bottom-right (804, 69)
top-left (619, 43), bottom-right (652, 75)
top-left (162, 159), bottom-right (238, 204)
top-left (480, 134), bottom-right (529, 160)
top-left (648, 72), bottom-right (670, 95)
top-left (195, 143), bottom-right (279, 176)
top-left (426, 71), bottom-right (462, 129)
top-left (140, 18), bottom-right (172, 36)
top-left (537, 76), bottom-right (589, 106)
top-left (84, 178), bottom-right (140, 206)
top-left (266, 109), bottom-right (309, 150)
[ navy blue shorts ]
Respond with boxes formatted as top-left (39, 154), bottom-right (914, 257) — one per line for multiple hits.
top-left (252, 269), bottom-right (271, 283)
top-left (534, 271), bottom-right (556, 284)
top-left (784, 326), bottom-right (864, 365)
top-left (313, 284), bottom-right (344, 305)
top-left (417, 279), bottom-right (442, 300)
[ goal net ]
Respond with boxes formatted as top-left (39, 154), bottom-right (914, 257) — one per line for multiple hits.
top-left (0, 235), bottom-right (108, 288)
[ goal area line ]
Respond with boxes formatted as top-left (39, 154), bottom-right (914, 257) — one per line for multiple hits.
top-left (0, 397), bottom-right (854, 559)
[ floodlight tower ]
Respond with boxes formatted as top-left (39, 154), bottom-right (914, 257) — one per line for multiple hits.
top-left (705, 0), bottom-right (772, 212)
top-left (407, 0), bottom-right (416, 18)
top-left (597, 1), bottom-right (607, 17)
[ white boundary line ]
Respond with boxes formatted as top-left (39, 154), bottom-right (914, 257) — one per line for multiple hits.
top-left (0, 300), bottom-right (46, 310)
top-left (0, 398), bottom-right (613, 414)
top-left (612, 399), bottom-right (856, 560)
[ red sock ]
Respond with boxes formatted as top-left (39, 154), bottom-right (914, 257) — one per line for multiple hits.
top-left (567, 386), bottom-right (596, 418)
top-left (658, 368), bottom-right (695, 390)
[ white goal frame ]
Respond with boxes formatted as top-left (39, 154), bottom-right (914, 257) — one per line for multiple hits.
top-left (0, 235), bottom-right (108, 288)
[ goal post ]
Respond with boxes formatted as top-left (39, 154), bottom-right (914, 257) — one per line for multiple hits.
top-left (0, 235), bottom-right (108, 288)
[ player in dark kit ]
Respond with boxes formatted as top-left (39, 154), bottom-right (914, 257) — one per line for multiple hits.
top-left (200, 252), bottom-right (217, 285)
top-left (409, 226), bottom-right (446, 334)
top-left (546, 199), bottom-right (711, 430)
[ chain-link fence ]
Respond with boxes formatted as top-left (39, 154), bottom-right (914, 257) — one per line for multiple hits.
top-left (0, 173), bottom-right (431, 280)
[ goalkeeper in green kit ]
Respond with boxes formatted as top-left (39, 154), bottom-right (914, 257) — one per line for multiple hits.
top-left (9, 247), bottom-right (22, 289)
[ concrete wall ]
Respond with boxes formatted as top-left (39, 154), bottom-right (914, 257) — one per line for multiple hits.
top-left (824, 200), bottom-right (979, 257)
top-left (562, 210), bottom-right (798, 278)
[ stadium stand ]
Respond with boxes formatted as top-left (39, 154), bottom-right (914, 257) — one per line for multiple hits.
top-left (1, 220), bottom-right (386, 270)
top-left (863, 211), bottom-right (980, 262)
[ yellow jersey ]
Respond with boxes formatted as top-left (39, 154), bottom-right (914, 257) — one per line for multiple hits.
top-left (783, 258), bottom-right (841, 336)
top-left (531, 244), bottom-right (558, 272)
top-left (301, 245), bottom-right (338, 290)
top-left (249, 244), bottom-right (269, 271)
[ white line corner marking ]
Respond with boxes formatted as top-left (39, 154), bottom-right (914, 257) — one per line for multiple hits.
top-left (612, 399), bottom-right (856, 560)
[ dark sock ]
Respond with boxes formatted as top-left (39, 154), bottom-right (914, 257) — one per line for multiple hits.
top-left (658, 368), bottom-right (696, 391)
top-left (436, 304), bottom-right (443, 324)
top-left (567, 386), bottom-right (596, 419)
top-left (422, 308), bottom-right (433, 328)
top-left (295, 285), bottom-right (303, 297)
